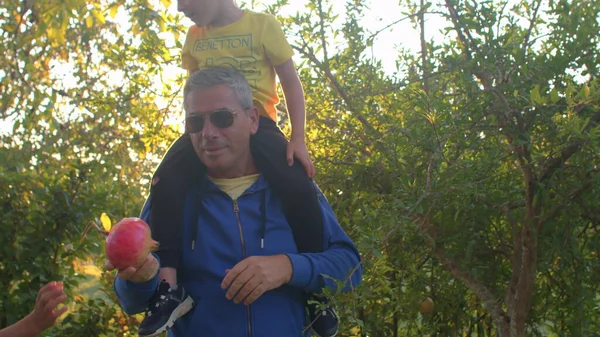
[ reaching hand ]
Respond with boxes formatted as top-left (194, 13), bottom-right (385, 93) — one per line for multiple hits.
top-left (287, 137), bottom-right (315, 178)
top-left (221, 255), bottom-right (293, 306)
top-left (30, 282), bottom-right (68, 333)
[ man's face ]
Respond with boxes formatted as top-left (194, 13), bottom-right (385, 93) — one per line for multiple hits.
top-left (185, 84), bottom-right (259, 178)
top-left (177, 0), bottom-right (219, 27)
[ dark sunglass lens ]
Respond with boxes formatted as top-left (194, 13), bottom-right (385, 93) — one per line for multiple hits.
top-left (211, 109), bottom-right (235, 128)
top-left (186, 115), bottom-right (205, 133)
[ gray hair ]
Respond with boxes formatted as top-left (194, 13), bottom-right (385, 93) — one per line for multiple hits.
top-left (183, 67), bottom-right (254, 112)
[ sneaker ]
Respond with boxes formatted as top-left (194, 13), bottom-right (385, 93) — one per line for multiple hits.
top-left (307, 296), bottom-right (339, 337)
top-left (138, 279), bottom-right (195, 337)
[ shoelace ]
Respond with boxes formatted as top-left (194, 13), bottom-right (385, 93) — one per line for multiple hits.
top-left (145, 288), bottom-right (172, 316)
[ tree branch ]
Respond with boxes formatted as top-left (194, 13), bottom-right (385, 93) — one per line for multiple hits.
top-left (539, 141), bottom-right (583, 182)
top-left (520, 0), bottom-right (543, 60)
top-left (316, 0), bottom-right (329, 68)
top-left (444, 0), bottom-right (482, 57)
top-left (290, 44), bottom-right (380, 136)
top-left (433, 246), bottom-right (508, 329)
top-left (420, 0), bottom-right (429, 95)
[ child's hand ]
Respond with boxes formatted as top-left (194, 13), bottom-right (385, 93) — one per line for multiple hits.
top-left (30, 282), bottom-right (68, 333)
top-left (287, 137), bottom-right (315, 178)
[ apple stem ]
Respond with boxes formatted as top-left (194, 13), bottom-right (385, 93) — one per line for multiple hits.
top-left (79, 220), bottom-right (109, 243)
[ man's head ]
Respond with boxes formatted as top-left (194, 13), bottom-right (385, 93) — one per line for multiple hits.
top-left (183, 67), bottom-right (259, 179)
top-left (177, 0), bottom-right (238, 27)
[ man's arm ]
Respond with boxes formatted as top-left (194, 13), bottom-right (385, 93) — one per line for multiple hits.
top-left (112, 260), bottom-right (160, 315)
top-left (111, 200), bottom-right (161, 315)
top-left (284, 185), bottom-right (363, 294)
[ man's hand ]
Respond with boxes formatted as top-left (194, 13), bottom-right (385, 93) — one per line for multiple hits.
top-left (287, 137), bottom-right (315, 178)
top-left (105, 254), bottom-right (159, 283)
top-left (29, 281), bottom-right (68, 334)
top-left (221, 255), bottom-right (293, 305)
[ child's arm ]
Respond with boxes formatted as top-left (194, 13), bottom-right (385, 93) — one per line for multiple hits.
top-left (0, 282), bottom-right (68, 337)
top-left (275, 58), bottom-right (315, 178)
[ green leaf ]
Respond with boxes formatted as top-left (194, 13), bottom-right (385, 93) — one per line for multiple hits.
top-left (531, 85), bottom-right (543, 105)
top-left (550, 88), bottom-right (560, 103)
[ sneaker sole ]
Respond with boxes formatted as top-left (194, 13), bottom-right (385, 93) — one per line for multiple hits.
top-left (311, 328), bottom-right (338, 337)
top-left (139, 296), bottom-right (195, 337)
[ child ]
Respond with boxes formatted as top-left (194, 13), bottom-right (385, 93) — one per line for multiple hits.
top-left (137, 1), bottom-right (340, 337)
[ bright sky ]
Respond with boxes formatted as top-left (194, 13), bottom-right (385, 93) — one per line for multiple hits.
top-left (168, 0), bottom-right (449, 76)
top-left (1, 0), bottom-right (449, 136)
top-left (153, 0), bottom-right (449, 129)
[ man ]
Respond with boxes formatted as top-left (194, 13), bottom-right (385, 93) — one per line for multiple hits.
top-left (107, 66), bottom-right (362, 337)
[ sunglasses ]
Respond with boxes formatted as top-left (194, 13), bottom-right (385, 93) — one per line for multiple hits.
top-left (185, 109), bottom-right (239, 133)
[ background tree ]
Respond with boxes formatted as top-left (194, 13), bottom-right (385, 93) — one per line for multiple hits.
top-left (270, 0), bottom-right (600, 336)
top-left (1, 0), bottom-right (184, 334)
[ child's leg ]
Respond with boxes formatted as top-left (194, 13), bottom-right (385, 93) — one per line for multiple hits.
top-left (148, 134), bottom-right (206, 277)
top-left (158, 267), bottom-right (178, 287)
top-left (138, 134), bottom-right (202, 337)
top-left (249, 116), bottom-right (323, 253)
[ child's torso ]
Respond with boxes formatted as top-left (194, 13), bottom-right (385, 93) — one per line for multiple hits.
top-left (182, 11), bottom-right (290, 121)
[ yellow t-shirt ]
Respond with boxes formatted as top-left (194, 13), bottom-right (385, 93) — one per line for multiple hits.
top-left (207, 174), bottom-right (260, 200)
top-left (181, 10), bottom-right (294, 122)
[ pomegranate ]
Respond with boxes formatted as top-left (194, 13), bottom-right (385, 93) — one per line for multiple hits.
top-left (81, 217), bottom-right (159, 271)
top-left (105, 217), bottom-right (159, 270)
top-left (419, 297), bottom-right (435, 314)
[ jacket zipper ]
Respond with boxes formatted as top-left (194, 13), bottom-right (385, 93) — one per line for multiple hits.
top-left (233, 200), bottom-right (252, 337)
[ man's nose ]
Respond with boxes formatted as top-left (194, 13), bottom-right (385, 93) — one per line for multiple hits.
top-left (201, 118), bottom-right (219, 139)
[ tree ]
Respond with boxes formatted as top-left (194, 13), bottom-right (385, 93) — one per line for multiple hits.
top-left (1, 0), bottom-right (184, 334)
top-left (273, 0), bottom-right (600, 336)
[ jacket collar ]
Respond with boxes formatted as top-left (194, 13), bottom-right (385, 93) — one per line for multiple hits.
top-left (197, 172), bottom-right (269, 196)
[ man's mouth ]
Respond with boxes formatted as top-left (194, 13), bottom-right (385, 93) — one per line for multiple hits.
top-left (203, 146), bottom-right (225, 155)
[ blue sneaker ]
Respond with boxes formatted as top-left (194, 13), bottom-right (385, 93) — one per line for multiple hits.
top-left (138, 280), bottom-right (194, 337)
top-left (308, 296), bottom-right (339, 337)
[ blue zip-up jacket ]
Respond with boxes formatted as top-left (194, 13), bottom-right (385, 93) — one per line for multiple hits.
top-left (114, 174), bottom-right (362, 337)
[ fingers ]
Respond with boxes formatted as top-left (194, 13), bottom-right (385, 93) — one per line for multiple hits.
top-left (222, 256), bottom-right (290, 305)
top-left (308, 159), bottom-right (316, 178)
top-left (116, 266), bottom-right (138, 280)
top-left (243, 283), bottom-right (266, 305)
top-left (221, 262), bottom-right (248, 290)
top-left (44, 294), bottom-right (67, 321)
top-left (44, 293), bottom-right (67, 314)
top-left (104, 259), bottom-right (115, 271)
top-left (38, 282), bottom-right (64, 310)
top-left (235, 278), bottom-right (262, 305)
top-left (108, 254), bottom-right (158, 283)
top-left (135, 255), bottom-right (159, 282)
top-left (225, 267), bottom-right (253, 301)
top-left (53, 305), bottom-right (68, 318)
top-left (223, 264), bottom-right (263, 305)
top-left (300, 156), bottom-right (315, 179)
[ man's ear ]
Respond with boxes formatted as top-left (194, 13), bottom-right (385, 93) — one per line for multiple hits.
top-left (248, 107), bottom-right (260, 135)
